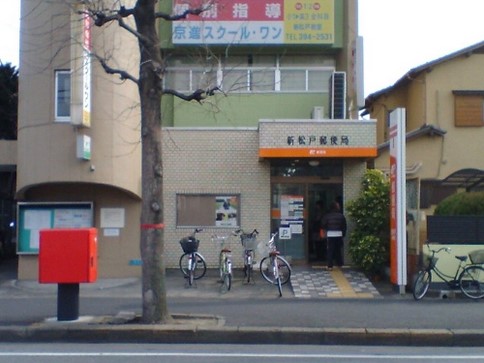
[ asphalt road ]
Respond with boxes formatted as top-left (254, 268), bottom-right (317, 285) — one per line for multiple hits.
top-left (0, 256), bottom-right (482, 331)
top-left (0, 343), bottom-right (483, 363)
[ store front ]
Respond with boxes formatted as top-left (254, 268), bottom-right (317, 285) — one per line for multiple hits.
top-left (270, 159), bottom-right (343, 264)
top-left (259, 119), bottom-right (377, 265)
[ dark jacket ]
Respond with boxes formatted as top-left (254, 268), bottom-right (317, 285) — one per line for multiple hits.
top-left (321, 211), bottom-right (347, 237)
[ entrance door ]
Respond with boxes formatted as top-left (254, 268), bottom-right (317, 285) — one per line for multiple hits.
top-left (271, 183), bottom-right (343, 263)
top-left (307, 184), bottom-right (342, 263)
top-left (270, 159), bottom-right (343, 263)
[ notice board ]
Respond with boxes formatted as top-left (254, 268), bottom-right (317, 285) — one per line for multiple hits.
top-left (17, 202), bottom-right (93, 254)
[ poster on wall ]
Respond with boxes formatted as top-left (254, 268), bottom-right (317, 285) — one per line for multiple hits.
top-left (215, 196), bottom-right (238, 227)
top-left (280, 195), bottom-right (304, 235)
top-left (17, 202), bottom-right (93, 254)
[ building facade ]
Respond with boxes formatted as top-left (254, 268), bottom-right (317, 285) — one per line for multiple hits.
top-left (14, 0), bottom-right (375, 279)
top-left (363, 41), bottom-right (484, 278)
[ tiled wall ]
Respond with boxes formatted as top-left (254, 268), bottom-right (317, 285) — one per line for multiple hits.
top-left (162, 128), bottom-right (271, 268)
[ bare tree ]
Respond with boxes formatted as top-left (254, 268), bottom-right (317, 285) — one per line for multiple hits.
top-left (83, 0), bottom-right (219, 323)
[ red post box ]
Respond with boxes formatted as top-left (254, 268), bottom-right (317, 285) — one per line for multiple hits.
top-left (39, 228), bottom-right (98, 284)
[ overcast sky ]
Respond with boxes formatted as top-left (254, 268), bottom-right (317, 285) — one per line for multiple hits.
top-left (1, 1), bottom-right (483, 97)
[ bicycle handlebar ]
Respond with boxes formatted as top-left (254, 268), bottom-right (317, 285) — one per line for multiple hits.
top-left (234, 228), bottom-right (259, 237)
top-left (425, 241), bottom-right (451, 255)
top-left (189, 228), bottom-right (203, 237)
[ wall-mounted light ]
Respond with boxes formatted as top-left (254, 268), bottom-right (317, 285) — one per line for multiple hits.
top-left (308, 160), bottom-right (320, 167)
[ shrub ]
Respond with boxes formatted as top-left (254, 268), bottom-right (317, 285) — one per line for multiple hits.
top-left (434, 191), bottom-right (484, 216)
top-left (347, 169), bottom-right (390, 276)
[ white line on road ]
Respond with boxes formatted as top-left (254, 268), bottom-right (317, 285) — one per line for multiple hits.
top-left (0, 352), bottom-right (483, 360)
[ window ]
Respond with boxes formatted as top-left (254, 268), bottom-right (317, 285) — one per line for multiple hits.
top-left (453, 91), bottom-right (484, 127)
top-left (164, 55), bottom-right (334, 94)
top-left (176, 194), bottom-right (240, 227)
top-left (55, 70), bottom-right (71, 122)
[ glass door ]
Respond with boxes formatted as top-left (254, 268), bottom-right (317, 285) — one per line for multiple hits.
top-left (271, 183), bottom-right (306, 260)
top-left (307, 184), bottom-right (342, 263)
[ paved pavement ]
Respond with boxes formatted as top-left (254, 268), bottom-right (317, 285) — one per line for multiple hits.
top-left (0, 257), bottom-right (483, 346)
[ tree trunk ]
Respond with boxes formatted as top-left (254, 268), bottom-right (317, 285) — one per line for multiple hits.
top-left (134, 0), bottom-right (169, 324)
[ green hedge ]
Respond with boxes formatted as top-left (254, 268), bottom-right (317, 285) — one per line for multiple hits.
top-left (434, 191), bottom-right (484, 216)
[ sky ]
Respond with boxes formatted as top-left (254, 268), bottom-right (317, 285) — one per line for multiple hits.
top-left (1, 0), bottom-right (484, 97)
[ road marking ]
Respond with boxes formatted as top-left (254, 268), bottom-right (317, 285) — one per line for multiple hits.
top-left (0, 352), bottom-right (483, 360)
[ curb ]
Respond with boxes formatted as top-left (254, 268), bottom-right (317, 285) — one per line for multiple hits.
top-left (0, 324), bottom-right (482, 346)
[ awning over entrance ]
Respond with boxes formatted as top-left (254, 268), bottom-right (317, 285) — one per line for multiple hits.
top-left (441, 168), bottom-right (484, 191)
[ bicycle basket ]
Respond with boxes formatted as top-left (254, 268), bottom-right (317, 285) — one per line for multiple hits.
top-left (469, 249), bottom-right (484, 264)
top-left (427, 255), bottom-right (439, 269)
top-left (257, 241), bottom-right (270, 258)
top-left (179, 237), bottom-right (199, 253)
top-left (241, 235), bottom-right (258, 250)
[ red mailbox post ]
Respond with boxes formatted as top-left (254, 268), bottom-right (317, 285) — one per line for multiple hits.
top-left (39, 228), bottom-right (98, 321)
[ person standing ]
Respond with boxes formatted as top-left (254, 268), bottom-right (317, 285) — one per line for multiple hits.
top-left (321, 201), bottom-right (347, 270)
top-left (311, 201), bottom-right (325, 261)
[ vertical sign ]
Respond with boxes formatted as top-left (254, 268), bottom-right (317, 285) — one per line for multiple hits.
top-left (389, 108), bottom-right (407, 293)
top-left (82, 13), bottom-right (92, 127)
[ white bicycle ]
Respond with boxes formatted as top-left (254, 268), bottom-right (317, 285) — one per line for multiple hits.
top-left (259, 232), bottom-right (292, 297)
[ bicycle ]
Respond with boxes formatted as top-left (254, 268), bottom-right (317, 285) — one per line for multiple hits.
top-left (211, 232), bottom-right (236, 293)
top-left (235, 229), bottom-right (259, 284)
top-left (259, 232), bottom-right (292, 297)
top-left (178, 228), bottom-right (207, 287)
top-left (413, 242), bottom-right (484, 300)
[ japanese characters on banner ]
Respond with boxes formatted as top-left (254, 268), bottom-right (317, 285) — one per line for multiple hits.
top-left (82, 12), bottom-right (92, 127)
top-left (172, 0), bottom-right (335, 45)
top-left (389, 108), bottom-right (407, 291)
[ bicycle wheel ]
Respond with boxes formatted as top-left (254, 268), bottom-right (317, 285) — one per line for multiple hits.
top-left (412, 269), bottom-right (431, 300)
top-left (459, 265), bottom-right (484, 299)
top-left (188, 255), bottom-right (194, 286)
top-left (179, 252), bottom-right (207, 280)
top-left (277, 256), bottom-right (292, 285)
top-left (260, 256), bottom-right (284, 297)
top-left (260, 256), bottom-right (290, 285)
top-left (276, 275), bottom-right (282, 297)
top-left (218, 251), bottom-right (225, 282)
top-left (221, 270), bottom-right (232, 293)
top-left (245, 251), bottom-right (254, 283)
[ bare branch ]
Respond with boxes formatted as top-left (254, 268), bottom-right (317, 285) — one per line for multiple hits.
top-left (155, 1), bottom-right (214, 21)
top-left (163, 86), bottom-right (221, 103)
top-left (92, 53), bottom-right (139, 84)
top-left (90, 5), bottom-right (134, 27)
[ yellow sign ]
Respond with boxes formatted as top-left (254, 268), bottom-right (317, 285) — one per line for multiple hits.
top-left (284, 0), bottom-right (334, 44)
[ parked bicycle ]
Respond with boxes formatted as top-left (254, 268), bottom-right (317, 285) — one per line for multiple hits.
top-left (413, 242), bottom-right (484, 300)
top-left (178, 228), bottom-right (207, 287)
top-left (259, 232), bottom-right (292, 297)
top-left (211, 232), bottom-right (236, 293)
top-left (235, 229), bottom-right (259, 284)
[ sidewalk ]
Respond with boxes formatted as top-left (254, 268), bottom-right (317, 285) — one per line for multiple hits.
top-left (0, 260), bottom-right (483, 346)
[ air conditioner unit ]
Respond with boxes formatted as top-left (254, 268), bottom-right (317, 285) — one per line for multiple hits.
top-left (329, 72), bottom-right (346, 119)
top-left (311, 106), bottom-right (324, 119)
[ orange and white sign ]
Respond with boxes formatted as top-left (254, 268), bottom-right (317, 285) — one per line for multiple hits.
top-left (389, 108), bottom-right (407, 292)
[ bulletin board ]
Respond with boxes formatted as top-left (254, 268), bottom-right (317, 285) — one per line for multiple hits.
top-left (17, 202), bottom-right (93, 254)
